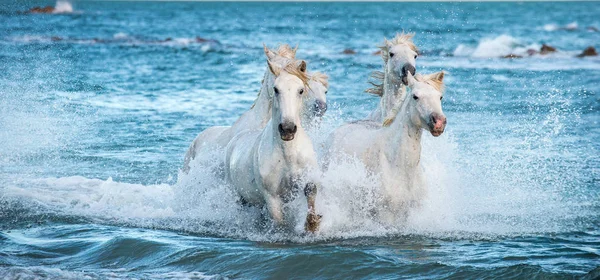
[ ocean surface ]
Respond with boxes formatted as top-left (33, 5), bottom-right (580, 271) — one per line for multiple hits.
top-left (1, 1), bottom-right (599, 279)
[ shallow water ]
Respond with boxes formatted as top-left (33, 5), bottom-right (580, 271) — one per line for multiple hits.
top-left (1, 1), bottom-right (599, 279)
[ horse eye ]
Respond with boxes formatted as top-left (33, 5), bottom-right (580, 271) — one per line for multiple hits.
top-left (413, 95), bottom-right (419, 100)
top-left (414, 55), bottom-right (418, 59)
top-left (325, 91), bottom-right (328, 94)
top-left (273, 87), bottom-right (279, 94)
top-left (440, 96), bottom-right (443, 100)
top-left (389, 52), bottom-right (395, 58)
top-left (299, 89), bottom-right (304, 95)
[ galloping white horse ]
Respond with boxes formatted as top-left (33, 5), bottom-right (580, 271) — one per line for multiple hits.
top-left (225, 61), bottom-right (322, 232)
top-left (325, 71), bottom-right (446, 217)
top-left (183, 45), bottom-right (328, 173)
top-left (365, 33), bottom-right (419, 123)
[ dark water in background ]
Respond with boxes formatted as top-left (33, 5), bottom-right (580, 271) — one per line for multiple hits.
top-left (0, 1), bottom-right (599, 279)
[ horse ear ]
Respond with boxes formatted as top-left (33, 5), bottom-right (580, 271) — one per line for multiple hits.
top-left (267, 60), bottom-right (281, 76)
top-left (292, 44), bottom-right (299, 58)
top-left (263, 43), bottom-right (276, 60)
top-left (406, 71), bottom-right (417, 87)
top-left (297, 60), bottom-right (307, 73)
top-left (435, 71), bottom-right (445, 82)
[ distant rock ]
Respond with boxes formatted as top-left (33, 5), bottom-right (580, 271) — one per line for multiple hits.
top-left (28, 6), bottom-right (55, 14)
top-left (526, 49), bottom-right (538, 56)
top-left (587, 26), bottom-right (599, 32)
top-left (577, 46), bottom-right (598, 57)
top-left (502, 54), bottom-right (522, 59)
top-left (540, 44), bottom-right (557, 55)
top-left (342, 49), bottom-right (356, 55)
top-left (51, 36), bottom-right (63, 41)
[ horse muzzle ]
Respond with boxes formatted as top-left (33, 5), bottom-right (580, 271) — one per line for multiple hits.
top-left (278, 122), bottom-right (297, 141)
top-left (428, 113), bottom-right (446, 137)
top-left (312, 100), bottom-right (327, 117)
top-left (401, 63), bottom-right (416, 85)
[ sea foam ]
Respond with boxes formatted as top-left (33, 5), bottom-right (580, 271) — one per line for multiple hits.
top-left (53, 1), bottom-right (73, 14)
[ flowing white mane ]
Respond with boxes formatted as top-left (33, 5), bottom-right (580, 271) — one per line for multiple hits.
top-left (250, 44), bottom-right (302, 109)
top-left (276, 60), bottom-right (311, 87)
top-left (275, 44), bottom-right (298, 59)
top-left (365, 70), bottom-right (385, 97)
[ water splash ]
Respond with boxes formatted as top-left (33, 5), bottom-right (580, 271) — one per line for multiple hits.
top-left (1, 91), bottom-right (592, 242)
top-left (53, 1), bottom-right (73, 14)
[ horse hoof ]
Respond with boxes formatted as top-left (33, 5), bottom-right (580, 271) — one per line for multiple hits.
top-left (304, 213), bottom-right (322, 233)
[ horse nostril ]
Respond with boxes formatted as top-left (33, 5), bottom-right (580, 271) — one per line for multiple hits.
top-left (279, 122), bottom-right (297, 134)
top-left (315, 100), bottom-right (327, 114)
top-left (403, 64), bottom-right (416, 76)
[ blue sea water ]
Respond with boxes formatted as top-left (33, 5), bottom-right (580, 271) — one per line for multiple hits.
top-left (1, 0), bottom-right (599, 279)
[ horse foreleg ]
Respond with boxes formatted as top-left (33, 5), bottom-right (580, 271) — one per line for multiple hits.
top-left (304, 182), bottom-right (322, 233)
top-left (265, 193), bottom-right (284, 226)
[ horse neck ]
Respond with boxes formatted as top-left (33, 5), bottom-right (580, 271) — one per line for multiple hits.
top-left (380, 66), bottom-right (405, 120)
top-left (382, 100), bottom-right (422, 171)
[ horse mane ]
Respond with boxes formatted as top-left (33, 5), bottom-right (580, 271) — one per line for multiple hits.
top-left (364, 70), bottom-right (385, 96)
top-left (382, 86), bottom-right (407, 127)
top-left (379, 32), bottom-right (418, 63)
top-left (249, 60), bottom-right (310, 109)
top-left (382, 72), bottom-right (445, 127)
top-left (249, 44), bottom-right (300, 109)
top-left (310, 71), bottom-right (329, 88)
top-left (276, 44), bottom-right (297, 59)
top-left (280, 60), bottom-right (310, 88)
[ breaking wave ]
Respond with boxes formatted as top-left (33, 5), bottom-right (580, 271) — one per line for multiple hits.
top-left (53, 1), bottom-right (73, 14)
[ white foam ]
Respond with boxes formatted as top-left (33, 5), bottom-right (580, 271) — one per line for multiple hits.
top-left (0, 266), bottom-right (221, 280)
top-left (543, 23), bottom-right (560, 32)
top-left (452, 44), bottom-right (474, 57)
top-left (471, 35), bottom-right (521, 58)
top-left (565, 21), bottom-right (578, 30)
top-left (6, 176), bottom-right (175, 219)
top-left (541, 22), bottom-right (578, 32)
top-left (450, 34), bottom-right (589, 59)
top-left (53, 1), bottom-right (73, 14)
top-left (113, 32), bottom-right (128, 39)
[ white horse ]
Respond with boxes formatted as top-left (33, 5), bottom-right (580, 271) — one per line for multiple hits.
top-left (325, 71), bottom-right (446, 218)
top-left (225, 61), bottom-right (322, 232)
top-left (303, 72), bottom-right (329, 125)
top-left (182, 45), bottom-right (328, 173)
top-left (365, 33), bottom-right (419, 123)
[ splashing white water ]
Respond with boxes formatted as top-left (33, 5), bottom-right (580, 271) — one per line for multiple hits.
top-left (454, 35), bottom-right (540, 58)
top-left (53, 1), bottom-right (73, 14)
top-left (1, 97), bottom-right (588, 242)
top-left (542, 22), bottom-right (578, 32)
top-left (451, 34), bottom-right (586, 59)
